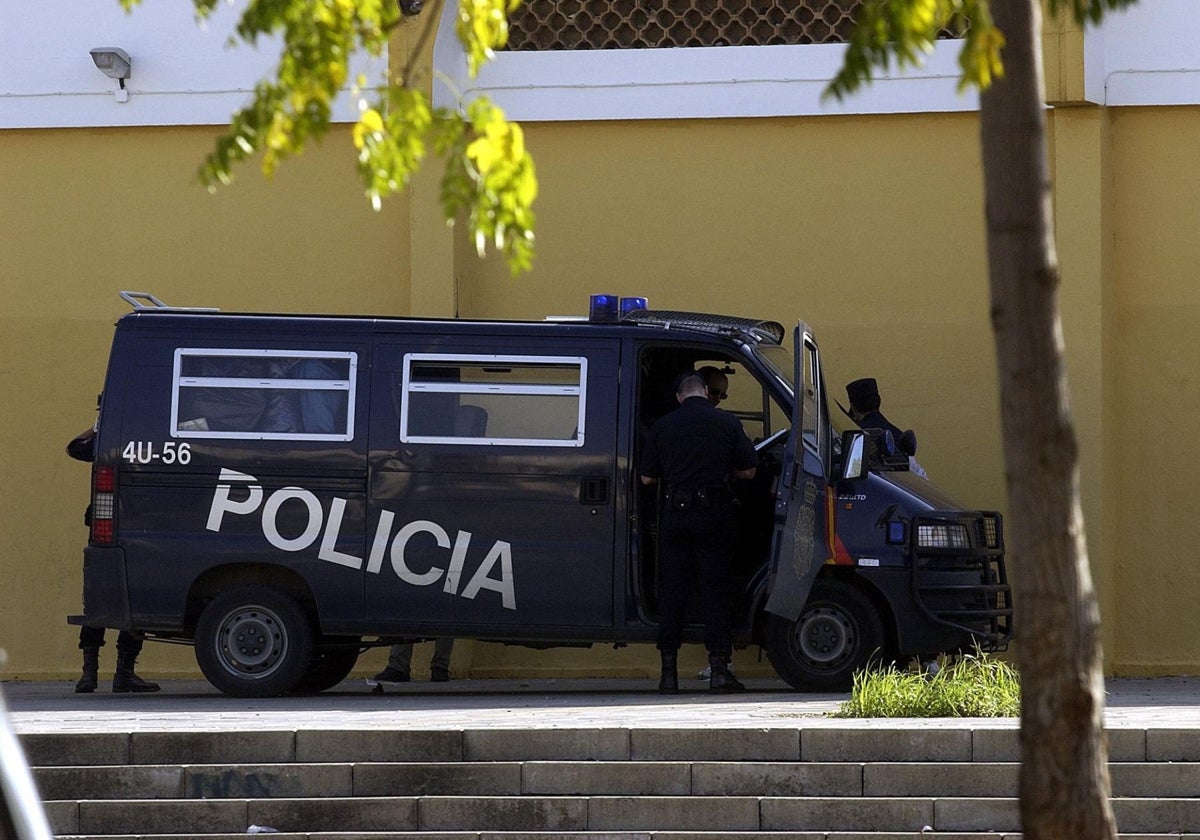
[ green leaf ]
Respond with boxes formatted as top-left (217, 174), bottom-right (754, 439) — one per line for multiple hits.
top-left (455, 0), bottom-right (522, 78)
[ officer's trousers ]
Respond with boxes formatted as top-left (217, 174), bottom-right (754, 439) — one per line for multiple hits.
top-left (655, 504), bottom-right (736, 657)
top-left (387, 638), bottom-right (454, 677)
top-left (78, 626), bottom-right (144, 655)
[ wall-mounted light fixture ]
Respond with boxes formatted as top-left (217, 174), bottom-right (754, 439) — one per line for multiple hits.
top-left (90, 47), bottom-right (132, 102)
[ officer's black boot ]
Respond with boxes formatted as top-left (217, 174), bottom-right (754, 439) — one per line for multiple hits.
top-left (75, 647), bottom-right (100, 694)
top-left (112, 651), bottom-right (161, 693)
top-left (658, 651), bottom-right (679, 695)
top-left (708, 654), bottom-right (745, 693)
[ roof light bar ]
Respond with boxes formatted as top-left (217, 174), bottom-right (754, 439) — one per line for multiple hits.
top-left (589, 294), bottom-right (619, 322)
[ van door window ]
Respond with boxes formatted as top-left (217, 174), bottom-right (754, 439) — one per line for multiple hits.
top-left (800, 340), bottom-right (830, 472)
top-left (400, 354), bottom-right (587, 446)
top-left (368, 342), bottom-right (618, 629)
top-left (171, 349), bottom-right (356, 441)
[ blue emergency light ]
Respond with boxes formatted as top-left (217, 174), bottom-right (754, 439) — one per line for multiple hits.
top-left (620, 296), bottom-right (648, 316)
top-left (590, 294), bottom-right (648, 322)
top-left (589, 294), bottom-right (619, 322)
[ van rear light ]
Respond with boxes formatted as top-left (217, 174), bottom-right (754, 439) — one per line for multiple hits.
top-left (91, 465), bottom-right (116, 545)
top-left (94, 465), bottom-right (114, 493)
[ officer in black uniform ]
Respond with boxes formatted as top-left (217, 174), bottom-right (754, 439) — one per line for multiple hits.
top-left (846, 378), bottom-right (919, 455)
top-left (67, 426), bottom-right (161, 694)
top-left (641, 371), bottom-right (757, 693)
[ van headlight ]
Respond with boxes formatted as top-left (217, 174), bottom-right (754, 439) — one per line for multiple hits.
top-left (917, 522), bottom-right (971, 549)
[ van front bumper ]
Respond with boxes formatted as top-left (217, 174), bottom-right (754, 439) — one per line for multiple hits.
top-left (912, 511), bottom-right (1012, 650)
top-left (67, 546), bottom-right (132, 630)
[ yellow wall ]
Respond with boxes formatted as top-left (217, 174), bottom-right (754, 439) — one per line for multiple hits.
top-left (1107, 107), bottom-right (1200, 674)
top-left (3, 70), bottom-right (1199, 682)
top-left (0, 126), bottom-right (408, 677)
top-left (1048, 107), bottom-right (1114, 660)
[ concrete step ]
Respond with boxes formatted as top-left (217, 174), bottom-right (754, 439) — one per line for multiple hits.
top-left (41, 794), bottom-right (1200, 836)
top-left (23, 723), bottom-right (1187, 767)
top-left (37, 760), bottom-right (1200, 800)
top-left (43, 794), bottom-right (991, 835)
top-left (24, 725), bottom-right (1187, 767)
top-left (36, 834), bottom-right (1022, 840)
top-left (27, 726), bottom-right (1200, 839)
top-left (43, 835), bottom-right (1197, 840)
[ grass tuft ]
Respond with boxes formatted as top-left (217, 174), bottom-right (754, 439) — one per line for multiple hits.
top-left (833, 652), bottom-right (1020, 718)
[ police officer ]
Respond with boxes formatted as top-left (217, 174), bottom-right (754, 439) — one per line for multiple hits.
top-left (641, 371), bottom-right (757, 693)
top-left (67, 425), bottom-right (161, 694)
top-left (697, 365), bottom-right (729, 406)
top-left (845, 378), bottom-right (926, 478)
top-left (372, 639), bottom-right (455, 683)
top-left (845, 378), bottom-right (908, 447)
top-left (74, 626), bottom-right (160, 694)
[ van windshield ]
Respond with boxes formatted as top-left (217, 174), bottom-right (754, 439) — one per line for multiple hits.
top-left (754, 344), bottom-right (795, 397)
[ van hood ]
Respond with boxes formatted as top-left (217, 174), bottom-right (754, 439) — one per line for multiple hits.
top-left (879, 468), bottom-right (968, 512)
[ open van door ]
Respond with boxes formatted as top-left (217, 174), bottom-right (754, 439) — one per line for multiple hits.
top-left (764, 323), bottom-right (832, 622)
top-left (762, 324), bottom-right (886, 691)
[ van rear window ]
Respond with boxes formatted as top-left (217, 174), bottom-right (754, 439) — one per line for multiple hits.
top-left (400, 354), bottom-right (586, 447)
top-left (171, 349), bottom-right (357, 441)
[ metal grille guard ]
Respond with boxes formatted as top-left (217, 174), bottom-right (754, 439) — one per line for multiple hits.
top-left (910, 511), bottom-right (1013, 650)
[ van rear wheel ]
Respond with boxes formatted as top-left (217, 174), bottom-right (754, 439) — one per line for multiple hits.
top-left (765, 579), bottom-right (886, 692)
top-left (195, 586), bottom-right (315, 697)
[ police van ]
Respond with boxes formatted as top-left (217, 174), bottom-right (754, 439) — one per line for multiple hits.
top-left (69, 292), bottom-right (1011, 697)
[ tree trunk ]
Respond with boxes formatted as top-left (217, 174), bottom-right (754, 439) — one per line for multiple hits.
top-left (977, 2), bottom-right (1116, 838)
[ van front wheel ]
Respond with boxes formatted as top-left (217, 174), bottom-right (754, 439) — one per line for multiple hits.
top-left (195, 586), bottom-right (315, 697)
top-left (765, 579), bottom-right (886, 692)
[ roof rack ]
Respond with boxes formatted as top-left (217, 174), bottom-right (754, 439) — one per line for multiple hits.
top-left (621, 309), bottom-right (785, 344)
top-left (119, 291), bottom-right (219, 312)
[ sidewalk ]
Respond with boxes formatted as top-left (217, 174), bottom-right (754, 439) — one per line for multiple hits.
top-left (5, 676), bottom-right (1199, 733)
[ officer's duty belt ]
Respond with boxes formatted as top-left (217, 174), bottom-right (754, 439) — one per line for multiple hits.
top-left (664, 485), bottom-right (732, 511)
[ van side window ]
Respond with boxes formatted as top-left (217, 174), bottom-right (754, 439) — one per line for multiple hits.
top-left (400, 354), bottom-right (586, 447)
top-left (172, 349), bottom-right (356, 441)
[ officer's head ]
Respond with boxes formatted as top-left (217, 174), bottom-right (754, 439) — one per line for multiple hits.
top-left (846, 377), bottom-right (882, 414)
top-left (675, 371), bottom-right (707, 403)
top-left (697, 365), bottom-right (728, 405)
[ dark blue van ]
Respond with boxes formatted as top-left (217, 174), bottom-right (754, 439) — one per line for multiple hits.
top-left (70, 292), bottom-right (1010, 697)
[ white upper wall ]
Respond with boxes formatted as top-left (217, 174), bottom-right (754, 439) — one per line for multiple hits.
top-left (431, 4), bottom-right (980, 120)
top-left (1095, 0), bottom-right (1200, 106)
top-left (433, 0), bottom-right (1200, 121)
top-left (0, 0), bottom-right (383, 129)
top-left (2, 0), bottom-right (1194, 130)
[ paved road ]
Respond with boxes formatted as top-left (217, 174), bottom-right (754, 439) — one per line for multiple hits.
top-left (5, 677), bottom-right (1199, 733)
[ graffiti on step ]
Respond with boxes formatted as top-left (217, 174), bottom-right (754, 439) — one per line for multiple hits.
top-left (189, 770), bottom-right (275, 799)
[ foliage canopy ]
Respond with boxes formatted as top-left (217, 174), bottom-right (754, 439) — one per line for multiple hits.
top-left (120, 0), bottom-right (535, 274)
top-left (828, 0), bottom-right (1139, 99)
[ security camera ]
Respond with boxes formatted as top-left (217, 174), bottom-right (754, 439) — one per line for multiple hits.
top-left (398, 0), bottom-right (423, 16)
top-left (90, 48), bottom-right (132, 83)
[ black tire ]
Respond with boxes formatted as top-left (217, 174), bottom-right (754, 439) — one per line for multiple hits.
top-left (194, 585), bottom-right (315, 698)
top-left (765, 579), bottom-right (888, 692)
top-left (290, 638), bottom-right (361, 694)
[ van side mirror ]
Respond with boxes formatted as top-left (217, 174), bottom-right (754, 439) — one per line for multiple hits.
top-left (839, 430), bottom-right (870, 481)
